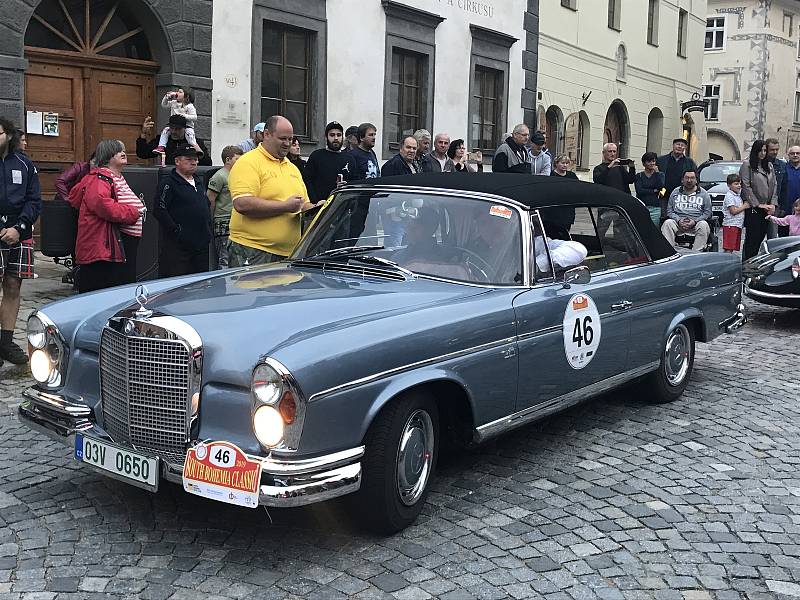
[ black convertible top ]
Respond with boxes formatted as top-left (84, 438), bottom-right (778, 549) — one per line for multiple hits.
top-left (350, 173), bottom-right (677, 261)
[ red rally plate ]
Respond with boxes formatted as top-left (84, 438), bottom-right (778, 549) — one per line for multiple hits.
top-left (182, 441), bottom-right (262, 509)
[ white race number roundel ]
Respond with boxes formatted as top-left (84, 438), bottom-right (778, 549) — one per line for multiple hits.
top-left (562, 293), bottom-right (602, 370)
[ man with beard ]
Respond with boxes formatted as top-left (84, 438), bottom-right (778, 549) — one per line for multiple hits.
top-left (0, 118), bottom-right (41, 367)
top-left (302, 122), bottom-right (357, 203)
top-left (350, 122), bottom-right (381, 180)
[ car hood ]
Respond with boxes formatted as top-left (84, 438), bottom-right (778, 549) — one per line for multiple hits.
top-left (72, 263), bottom-right (490, 373)
top-left (701, 182), bottom-right (728, 196)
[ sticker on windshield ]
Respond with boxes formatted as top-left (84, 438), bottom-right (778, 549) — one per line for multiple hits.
top-left (562, 293), bottom-right (601, 370)
top-left (489, 205), bottom-right (512, 219)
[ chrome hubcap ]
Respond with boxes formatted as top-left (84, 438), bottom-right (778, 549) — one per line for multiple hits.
top-left (396, 409), bottom-right (434, 506)
top-left (664, 324), bottom-right (691, 386)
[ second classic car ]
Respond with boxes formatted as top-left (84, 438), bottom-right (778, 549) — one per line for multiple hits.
top-left (743, 235), bottom-right (800, 308)
top-left (20, 173), bottom-right (746, 533)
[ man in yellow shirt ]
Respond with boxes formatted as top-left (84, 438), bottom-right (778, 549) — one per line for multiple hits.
top-left (228, 115), bottom-right (318, 266)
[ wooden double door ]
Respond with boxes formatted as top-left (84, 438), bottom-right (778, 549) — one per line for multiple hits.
top-left (24, 56), bottom-right (156, 201)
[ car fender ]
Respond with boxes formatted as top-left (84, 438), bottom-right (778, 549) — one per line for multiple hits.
top-left (666, 307), bottom-right (706, 342)
top-left (359, 367), bottom-right (474, 442)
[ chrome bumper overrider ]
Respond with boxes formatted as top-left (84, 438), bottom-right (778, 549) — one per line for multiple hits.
top-left (719, 302), bottom-right (748, 334)
top-left (18, 387), bottom-right (363, 507)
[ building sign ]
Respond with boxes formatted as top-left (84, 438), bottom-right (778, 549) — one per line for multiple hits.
top-left (216, 98), bottom-right (247, 127)
top-left (434, 0), bottom-right (495, 19)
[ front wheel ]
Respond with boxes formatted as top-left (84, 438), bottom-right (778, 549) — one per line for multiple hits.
top-left (641, 322), bottom-right (695, 403)
top-left (354, 393), bottom-right (439, 534)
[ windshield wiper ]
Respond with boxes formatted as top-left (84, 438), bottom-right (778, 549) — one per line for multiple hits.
top-left (304, 245), bottom-right (385, 259)
top-left (300, 246), bottom-right (413, 278)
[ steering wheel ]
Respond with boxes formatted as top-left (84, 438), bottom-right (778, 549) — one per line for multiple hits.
top-left (458, 248), bottom-right (493, 283)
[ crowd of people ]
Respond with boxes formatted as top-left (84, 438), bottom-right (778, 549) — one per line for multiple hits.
top-left (4, 101), bottom-right (800, 368)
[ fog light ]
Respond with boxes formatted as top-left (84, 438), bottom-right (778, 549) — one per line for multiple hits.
top-left (253, 405), bottom-right (284, 447)
top-left (30, 349), bottom-right (52, 383)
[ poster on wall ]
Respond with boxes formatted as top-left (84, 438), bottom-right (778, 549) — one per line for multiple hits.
top-left (42, 112), bottom-right (59, 136)
top-left (26, 111), bottom-right (43, 135)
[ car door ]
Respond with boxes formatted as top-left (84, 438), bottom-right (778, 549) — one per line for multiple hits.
top-left (512, 208), bottom-right (632, 411)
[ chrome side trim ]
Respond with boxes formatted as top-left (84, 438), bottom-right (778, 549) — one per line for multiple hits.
top-left (308, 336), bottom-right (516, 402)
top-left (474, 361), bottom-right (660, 442)
top-left (744, 282), bottom-right (800, 300)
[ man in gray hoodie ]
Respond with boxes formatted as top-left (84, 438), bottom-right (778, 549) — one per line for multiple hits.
top-left (661, 170), bottom-right (712, 250)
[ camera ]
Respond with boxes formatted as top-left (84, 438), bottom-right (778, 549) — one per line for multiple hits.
top-left (617, 158), bottom-right (633, 166)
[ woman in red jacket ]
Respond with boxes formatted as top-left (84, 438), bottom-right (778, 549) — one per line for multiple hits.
top-left (68, 140), bottom-right (145, 293)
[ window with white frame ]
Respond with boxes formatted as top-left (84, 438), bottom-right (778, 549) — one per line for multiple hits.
top-left (795, 91), bottom-right (800, 124)
top-left (784, 12), bottom-right (794, 37)
top-left (678, 10), bottom-right (688, 57)
top-left (647, 0), bottom-right (659, 46)
top-left (705, 16), bottom-right (725, 51)
top-left (608, 0), bottom-right (621, 30)
top-left (704, 84), bottom-right (720, 120)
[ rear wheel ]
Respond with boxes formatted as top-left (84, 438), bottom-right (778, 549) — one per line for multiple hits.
top-left (355, 393), bottom-right (439, 534)
top-left (642, 322), bottom-right (695, 403)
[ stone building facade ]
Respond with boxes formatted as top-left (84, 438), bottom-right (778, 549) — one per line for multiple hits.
top-left (703, 0), bottom-right (800, 160)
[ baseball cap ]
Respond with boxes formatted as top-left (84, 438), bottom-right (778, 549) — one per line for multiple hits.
top-left (672, 137), bottom-right (688, 145)
top-left (325, 121), bottom-right (344, 135)
top-left (168, 114), bottom-right (187, 128)
top-left (531, 131), bottom-right (546, 146)
top-left (174, 144), bottom-right (201, 158)
top-left (253, 122), bottom-right (266, 133)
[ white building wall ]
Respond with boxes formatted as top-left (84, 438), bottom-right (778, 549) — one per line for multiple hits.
top-left (704, 0), bottom-right (800, 160)
top-left (209, 0), bottom-right (254, 161)
top-left (210, 0), bottom-right (527, 164)
top-left (538, 0), bottom-right (706, 179)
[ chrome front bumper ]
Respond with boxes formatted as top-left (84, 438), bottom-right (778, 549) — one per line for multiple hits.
top-left (18, 387), bottom-right (363, 507)
top-left (719, 302), bottom-right (748, 334)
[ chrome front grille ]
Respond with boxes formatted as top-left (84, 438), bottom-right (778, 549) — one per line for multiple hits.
top-left (99, 325), bottom-right (193, 463)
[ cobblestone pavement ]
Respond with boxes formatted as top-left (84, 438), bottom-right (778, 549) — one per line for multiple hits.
top-left (0, 267), bottom-right (799, 599)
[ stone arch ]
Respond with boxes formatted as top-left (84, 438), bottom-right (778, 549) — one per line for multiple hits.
top-left (646, 107), bottom-right (664, 153)
top-left (545, 105), bottom-right (564, 154)
top-left (0, 0), bottom-right (211, 135)
top-left (707, 128), bottom-right (741, 161)
top-left (604, 99), bottom-right (630, 157)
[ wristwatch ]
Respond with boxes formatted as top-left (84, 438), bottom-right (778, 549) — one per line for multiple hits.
top-left (13, 223), bottom-right (27, 236)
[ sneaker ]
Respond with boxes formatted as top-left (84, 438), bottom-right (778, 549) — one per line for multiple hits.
top-left (0, 341), bottom-right (28, 365)
top-left (153, 146), bottom-right (166, 155)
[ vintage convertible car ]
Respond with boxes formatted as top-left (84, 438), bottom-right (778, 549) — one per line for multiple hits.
top-left (19, 174), bottom-right (747, 533)
top-left (743, 236), bottom-right (800, 308)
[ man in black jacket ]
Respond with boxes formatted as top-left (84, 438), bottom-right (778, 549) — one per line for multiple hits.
top-left (656, 138), bottom-right (696, 195)
top-left (493, 125), bottom-right (532, 173)
top-left (302, 121), bottom-right (357, 202)
top-left (381, 136), bottom-right (419, 176)
top-left (137, 115), bottom-right (212, 166)
top-left (154, 145), bottom-right (212, 277)
top-left (593, 142), bottom-right (636, 194)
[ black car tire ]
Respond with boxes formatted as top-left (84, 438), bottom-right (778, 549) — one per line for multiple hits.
top-left (642, 322), bottom-right (695, 403)
top-left (354, 393), bottom-right (439, 534)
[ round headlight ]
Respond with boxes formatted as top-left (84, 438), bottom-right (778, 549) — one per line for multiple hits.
top-left (252, 364), bottom-right (282, 405)
top-left (30, 349), bottom-right (52, 383)
top-left (27, 316), bottom-right (46, 349)
top-left (253, 405), bottom-right (284, 447)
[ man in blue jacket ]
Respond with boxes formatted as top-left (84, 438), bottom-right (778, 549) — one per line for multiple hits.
top-left (0, 118), bottom-right (41, 366)
top-left (154, 145), bottom-right (212, 277)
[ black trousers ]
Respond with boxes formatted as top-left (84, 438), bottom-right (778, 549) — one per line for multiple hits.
top-left (77, 261), bottom-right (126, 293)
top-left (743, 207), bottom-right (769, 261)
top-left (159, 237), bottom-right (210, 278)
top-left (120, 234), bottom-right (140, 284)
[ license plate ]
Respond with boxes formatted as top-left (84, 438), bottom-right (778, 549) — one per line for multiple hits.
top-left (75, 434), bottom-right (159, 489)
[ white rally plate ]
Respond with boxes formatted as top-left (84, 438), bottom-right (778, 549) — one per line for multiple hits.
top-left (75, 434), bottom-right (159, 490)
top-left (562, 293), bottom-right (602, 370)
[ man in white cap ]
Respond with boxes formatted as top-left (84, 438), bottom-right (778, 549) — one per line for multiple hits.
top-left (239, 122), bottom-right (266, 152)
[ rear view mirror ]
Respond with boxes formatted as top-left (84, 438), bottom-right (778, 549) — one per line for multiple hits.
top-left (562, 266), bottom-right (591, 288)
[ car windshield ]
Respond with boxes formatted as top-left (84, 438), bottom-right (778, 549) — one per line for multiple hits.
top-left (700, 163), bottom-right (741, 184)
top-left (293, 190), bottom-right (524, 285)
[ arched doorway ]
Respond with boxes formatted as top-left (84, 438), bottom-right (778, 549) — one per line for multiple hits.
top-left (23, 0), bottom-right (161, 198)
top-left (545, 105), bottom-right (564, 155)
top-left (577, 111), bottom-right (590, 170)
top-left (646, 108), bottom-right (664, 153)
top-left (707, 129), bottom-right (741, 161)
top-left (603, 100), bottom-right (629, 157)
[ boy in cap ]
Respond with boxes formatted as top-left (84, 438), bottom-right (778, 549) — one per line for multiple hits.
top-left (303, 122), bottom-right (358, 205)
top-left (240, 122), bottom-right (266, 153)
top-left (529, 131), bottom-right (552, 175)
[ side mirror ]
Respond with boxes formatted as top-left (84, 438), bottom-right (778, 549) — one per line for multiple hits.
top-left (562, 266), bottom-right (591, 288)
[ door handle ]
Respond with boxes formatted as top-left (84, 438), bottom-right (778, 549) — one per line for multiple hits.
top-left (611, 300), bottom-right (633, 311)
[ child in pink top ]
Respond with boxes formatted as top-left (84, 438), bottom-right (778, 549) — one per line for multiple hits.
top-left (768, 198), bottom-right (800, 236)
